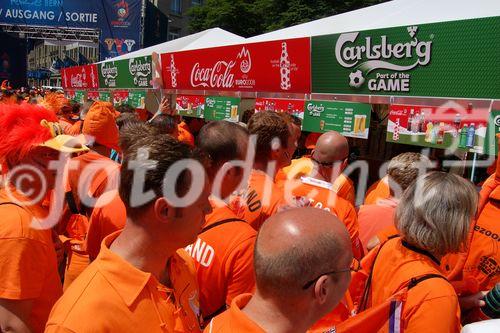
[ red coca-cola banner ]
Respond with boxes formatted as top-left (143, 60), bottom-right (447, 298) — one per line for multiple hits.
top-left (161, 38), bottom-right (311, 93)
top-left (61, 64), bottom-right (99, 90)
top-left (255, 98), bottom-right (305, 117)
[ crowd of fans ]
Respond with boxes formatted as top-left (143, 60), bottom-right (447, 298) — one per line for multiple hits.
top-left (0, 83), bottom-right (498, 332)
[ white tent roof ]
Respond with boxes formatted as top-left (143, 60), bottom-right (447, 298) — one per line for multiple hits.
top-left (247, 0), bottom-right (500, 42)
top-left (99, 28), bottom-right (244, 63)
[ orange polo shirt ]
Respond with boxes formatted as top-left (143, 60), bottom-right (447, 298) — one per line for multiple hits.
top-left (357, 198), bottom-right (398, 253)
top-left (85, 190), bottom-right (126, 261)
top-left (46, 231), bottom-right (198, 332)
top-left (369, 238), bottom-right (461, 333)
top-left (229, 169), bottom-right (285, 231)
top-left (364, 176), bottom-right (391, 205)
top-left (0, 188), bottom-right (62, 333)
top-left (289, 176), bottom-right (362, 259)
top-left (460, 180), bottom-right (500, 291)
top-left (204, 294), bottom-right (265, 333)
top-left (185, 198), bottom-right (256, 319)
top-left (279, 157), bottom-right (356, 205)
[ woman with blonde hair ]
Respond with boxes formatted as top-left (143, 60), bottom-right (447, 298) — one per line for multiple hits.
top-left (365, 171), bottom-right (478, 333)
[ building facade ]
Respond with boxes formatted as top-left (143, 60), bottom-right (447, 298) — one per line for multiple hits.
top-left (151, 0), bottom-right (203, 40)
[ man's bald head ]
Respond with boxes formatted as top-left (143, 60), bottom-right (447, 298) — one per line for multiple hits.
top-left (313, 131), bottom-right (349, 163)
top-left (254, 207), bottom-right (352, 298)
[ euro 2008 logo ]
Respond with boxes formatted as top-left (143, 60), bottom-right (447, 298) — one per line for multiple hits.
top-left (494, 115), bottom-right (500, 128)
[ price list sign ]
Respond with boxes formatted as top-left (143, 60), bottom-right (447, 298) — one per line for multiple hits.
top-left (302, 100), bottom-right (372, 138)
top-left (204, 96), bottom-right (241, 122)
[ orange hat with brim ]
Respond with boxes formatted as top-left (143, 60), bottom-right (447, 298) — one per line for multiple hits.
top-left (82, 101), bottom-right (120, 152)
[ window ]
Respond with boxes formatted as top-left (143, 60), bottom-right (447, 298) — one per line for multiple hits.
top-left (168, 27), bottom-right (181, 41)
top-left (171, 0), bottom-right (182, 14)
top-left (192, 0), bottom-right (202, 5)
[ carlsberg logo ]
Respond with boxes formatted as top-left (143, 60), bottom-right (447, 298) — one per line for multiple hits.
top-left (129, 58), bottom-right (151, 77)
top-left (335, 29), bottom-right (432, 68)
top-left (335, 26), bottom-right (433, 91)
top-left (101, 64), bottom-right (118, 78)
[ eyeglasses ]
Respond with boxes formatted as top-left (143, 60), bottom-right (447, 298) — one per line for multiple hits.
top-left (302, 260), bottom-right (359, 290)
top-left (302, 268), bottom-right (351, 290)
top-left (311, 157), bottom-right (347, 168)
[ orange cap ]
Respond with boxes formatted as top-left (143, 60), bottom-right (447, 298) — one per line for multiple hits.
top-left (305, 132), bottom-right (321, 149)
top-left (496, 134), bottom-right (500, 180)
top-left (82, 101), bottom-right (120, 152)
top-left (40, 92), bottom-right (71, 115)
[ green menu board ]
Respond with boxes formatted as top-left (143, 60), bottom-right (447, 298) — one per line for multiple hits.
top-left (204, 96), bottom-right (241, 122)
top-left (98, 56), bottom-right (152, 89)
top-left (302, 100), bottom-right (372, 138)
top-left (129, 90), bottom-right (146, 108)
top-left (99, 91), bottom-right (111, 102)
top-left (74, 90), bottom-right (86, 104)
top-left (484, 110), bottom-right (500, 156)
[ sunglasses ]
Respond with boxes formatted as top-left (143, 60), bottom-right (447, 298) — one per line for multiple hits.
top-left (311, 157), bottom-right (347, 168)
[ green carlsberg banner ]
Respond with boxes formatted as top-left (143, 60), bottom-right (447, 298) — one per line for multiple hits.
top-left (98, 56), bottom-right (152, 89)
top-left (312, 17), bottom-right (500, 99)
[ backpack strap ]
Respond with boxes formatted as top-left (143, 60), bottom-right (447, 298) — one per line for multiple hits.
top-left (359, 238), bottom-right (395, 311)
top-left (199, 218), bottom-right (246, 234)
top-left (65, 191), bottom-right (82, 215)
top-left (407, 273), bottom-right (447, 290)
top-left (0, 202), bottom-right (23, 209)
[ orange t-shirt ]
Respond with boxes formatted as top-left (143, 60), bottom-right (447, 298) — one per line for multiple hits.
top-left (460, 180), bottom-right (500, 291)
top-left (229, 169), bottom-right (285, 231)
top-left (364, 176), bottom-right (391, 205)
top-left (368, 238), bottom-right (461, 333)
top-left (0, 188), bottom-right (62, 333)
top-left (357, 198), bottom-right (398, 253)
top-left (85, 190), bottom-right (126, 261)
top-left (66, 151), bottom-right (121, 216)
top-left (289, 176), bottom-right (362, 259)
top-left (46, 232), bottom-right (200, 333)
top-left (185, 198), bottom-right (256, 318)
top-left (204, 294), bottom-right (265, 333)
top-left (279, 157), bottom-right (356, 205)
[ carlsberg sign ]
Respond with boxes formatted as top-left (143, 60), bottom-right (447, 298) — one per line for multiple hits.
top-left (335, 26), bottom-right (432, 92)
top-left (311, 17), bottom-right (500, 99)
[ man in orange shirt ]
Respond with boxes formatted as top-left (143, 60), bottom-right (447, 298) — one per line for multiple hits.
top-left (278, 131), bottom-right (356, 205)
top-left (364, 176), bottom-right (391, 205)
top-left (229, 111), bottom-right (291, 230)
top-left (205, 207), bottom-right (353, 333)
top-left (46, 130), bottom-right (211, 332)
top-left (358, 153), bottom-right (433, 252)
top-left (188, 120), bottom-right (257, 321)
top-left (0, 103), bottom-right (88, 333)
top-left (59, 101), bottom-right (121, 289)
top-left (84, 122), bottom-right (159, 261)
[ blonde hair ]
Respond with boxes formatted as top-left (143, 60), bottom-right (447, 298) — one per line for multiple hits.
top-left (396, 171), bottom-right (478, 256)
top-left (387, 153), bottom-right (433, 195)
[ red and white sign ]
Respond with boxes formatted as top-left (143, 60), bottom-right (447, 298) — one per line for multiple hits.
top-left (87, 91), bottom-right (100, 100)
top-left (65, 90), bottom-right (76, 100)
top-left (255, 98), bottom-right (305, 117)
top-left (176, 95), bottom-right (205, 110)
top-left (113, 90), bottom-right (129, 105)
top-left (161, 38), bottom-right (311, 93)
top-left (61, 64), bottom-right (99, 90)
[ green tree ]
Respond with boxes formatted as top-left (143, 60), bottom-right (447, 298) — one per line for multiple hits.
top-left (189, 0), bottom-right (388, 37)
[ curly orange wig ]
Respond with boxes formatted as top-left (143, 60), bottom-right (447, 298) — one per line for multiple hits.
top-left (0, 103), bottom-right (58, 165)
top-left (39, 92), bottom-right (71, 115)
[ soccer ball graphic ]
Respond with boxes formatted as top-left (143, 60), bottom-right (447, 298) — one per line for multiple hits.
top-left (349, 70), bottom-right (365, 88)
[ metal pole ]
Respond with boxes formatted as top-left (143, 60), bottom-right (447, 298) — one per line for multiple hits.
top-left (470, 152), bottom-right (477, 182)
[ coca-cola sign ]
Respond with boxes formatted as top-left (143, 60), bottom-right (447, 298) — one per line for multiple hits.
top-left (161, 38), bottom-right (310, 93)
top-left (61, 64), bottom-right (99, 90)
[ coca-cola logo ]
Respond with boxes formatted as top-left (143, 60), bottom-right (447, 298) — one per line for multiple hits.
top-left (190, 61), bottom-right (236, 89)
top-left (70, 74), bottom-right (84, 88)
